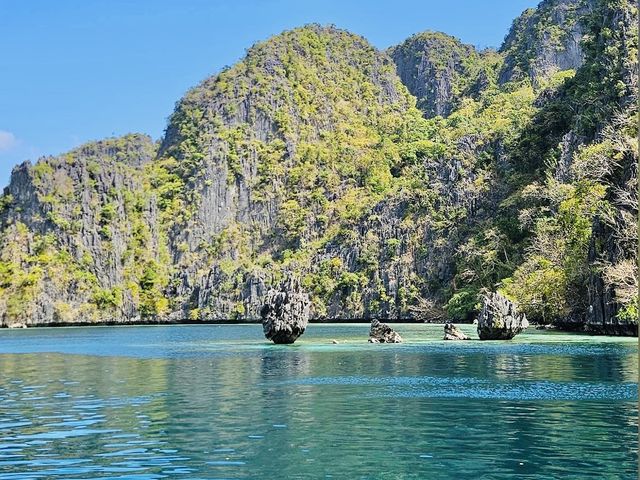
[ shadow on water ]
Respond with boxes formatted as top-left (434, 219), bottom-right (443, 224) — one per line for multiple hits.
top-left (0, 324), bottom-right (637, 479)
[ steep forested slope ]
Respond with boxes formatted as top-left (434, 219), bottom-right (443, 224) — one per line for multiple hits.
top-left (500, 0), bottom-right (638, 334)
top-left (0, 135), bottom-right (165, 324)
top-left (0, 1), bottom-right (636, 333)
top-left (388, 31), bottom-right (502, 117)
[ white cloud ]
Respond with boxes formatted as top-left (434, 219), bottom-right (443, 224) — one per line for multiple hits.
top-left (0, 131), bottom-right (18, 152)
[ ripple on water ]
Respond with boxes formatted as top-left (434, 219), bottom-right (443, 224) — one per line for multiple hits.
top-left (0, 325), bottom-right (636, 479)
top-left (279, 375), bottom-right (638, 401)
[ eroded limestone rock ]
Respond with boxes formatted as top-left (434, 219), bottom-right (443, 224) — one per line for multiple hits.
top-left (368, 319), bottom-right (402, 343)
top-left (477, 293), bottom-right (528, 340)
top-left (261, 279), bottom-right (310, 344)
top-left (443, 322), bottom-right (470, 340)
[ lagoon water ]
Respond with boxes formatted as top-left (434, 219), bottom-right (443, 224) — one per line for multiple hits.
top-left (0, 323), bottom-right (637, 479)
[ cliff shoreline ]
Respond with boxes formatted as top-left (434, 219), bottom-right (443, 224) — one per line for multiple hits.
top-left (1, 0), bottom-right (637, 335)
top-left (2, 318), bottom-right (636, 336)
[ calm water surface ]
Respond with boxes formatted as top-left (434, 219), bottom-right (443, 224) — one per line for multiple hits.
top-left (0, 324), bottom-right (637, 479)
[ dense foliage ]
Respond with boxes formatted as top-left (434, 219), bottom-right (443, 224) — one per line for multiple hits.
top-left (0, 1), bottom-right (636, 333)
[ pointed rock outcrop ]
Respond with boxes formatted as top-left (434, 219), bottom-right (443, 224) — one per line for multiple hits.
top-left (389, 31), bottom-right (498, 118)
top-left (477, 293), bottom-right (529, 340)
top-left (443, 322), bottom-right (470, 340)
top-left (261, 278), bottom-right (310, 344)
top-left (499, 0), bottom-right (596, 85)
top-left (368, 319), bottom-right (403, 343)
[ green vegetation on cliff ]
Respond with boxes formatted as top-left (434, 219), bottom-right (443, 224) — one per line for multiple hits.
top-left (0, 135), bottom-right (172, 324)
top-left (0, 1), bottom-right (636, 334)
top-left (389, 31), bottom-right (502, 117)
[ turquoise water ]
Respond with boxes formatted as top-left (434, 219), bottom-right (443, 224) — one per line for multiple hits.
top-left (0, 324), bottom-right (637, 479)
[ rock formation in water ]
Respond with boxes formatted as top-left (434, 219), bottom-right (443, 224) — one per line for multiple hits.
top-left (0, 1), bottom-right (636, 336)
top-left (443, 322), bottom-right (470, 340)
top-left (477, 293), bottom-right (529, 340)
top-left (368, 319), bottom-right (403, 343)
top-left (261, 278), bottom-right (310, 344)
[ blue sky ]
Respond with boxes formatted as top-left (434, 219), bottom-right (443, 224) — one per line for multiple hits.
top-left (0, 0), bottom-right (538, 188)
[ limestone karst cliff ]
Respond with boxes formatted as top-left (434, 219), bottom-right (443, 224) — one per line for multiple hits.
top-left (0, 0), bottom-right (637, 334)
top-left (388, 31), bottom-right (501, 118)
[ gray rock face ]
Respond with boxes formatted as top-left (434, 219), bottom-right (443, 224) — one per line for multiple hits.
top-left (584, 216), bottom-right (638, 336)
top-left (0, 25), bottom-right (483, 327)
top-left (0, 134), bottom-right (160, 327)
top-left (368, 319), bottom-right (402, 343)
top-left (389, 32), bottom-right (488, 118)
top-left (477, 293), bottom-right (529, 340)
top-left (261, 279), bottom-right (310, 344)
top-left (154, 24), bottom-right (418, 321)
top-left (582, 4), bottom-right (638, 337)
top-left (443, 322), bottom-right (470, 340)
top-left (499, 0), bottom-right (596, 85)
top-left (0, 5), bottom-right (634, 337)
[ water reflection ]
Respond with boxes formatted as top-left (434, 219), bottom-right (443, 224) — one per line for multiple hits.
top-left (0, 324), bottom-right (636, 479)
